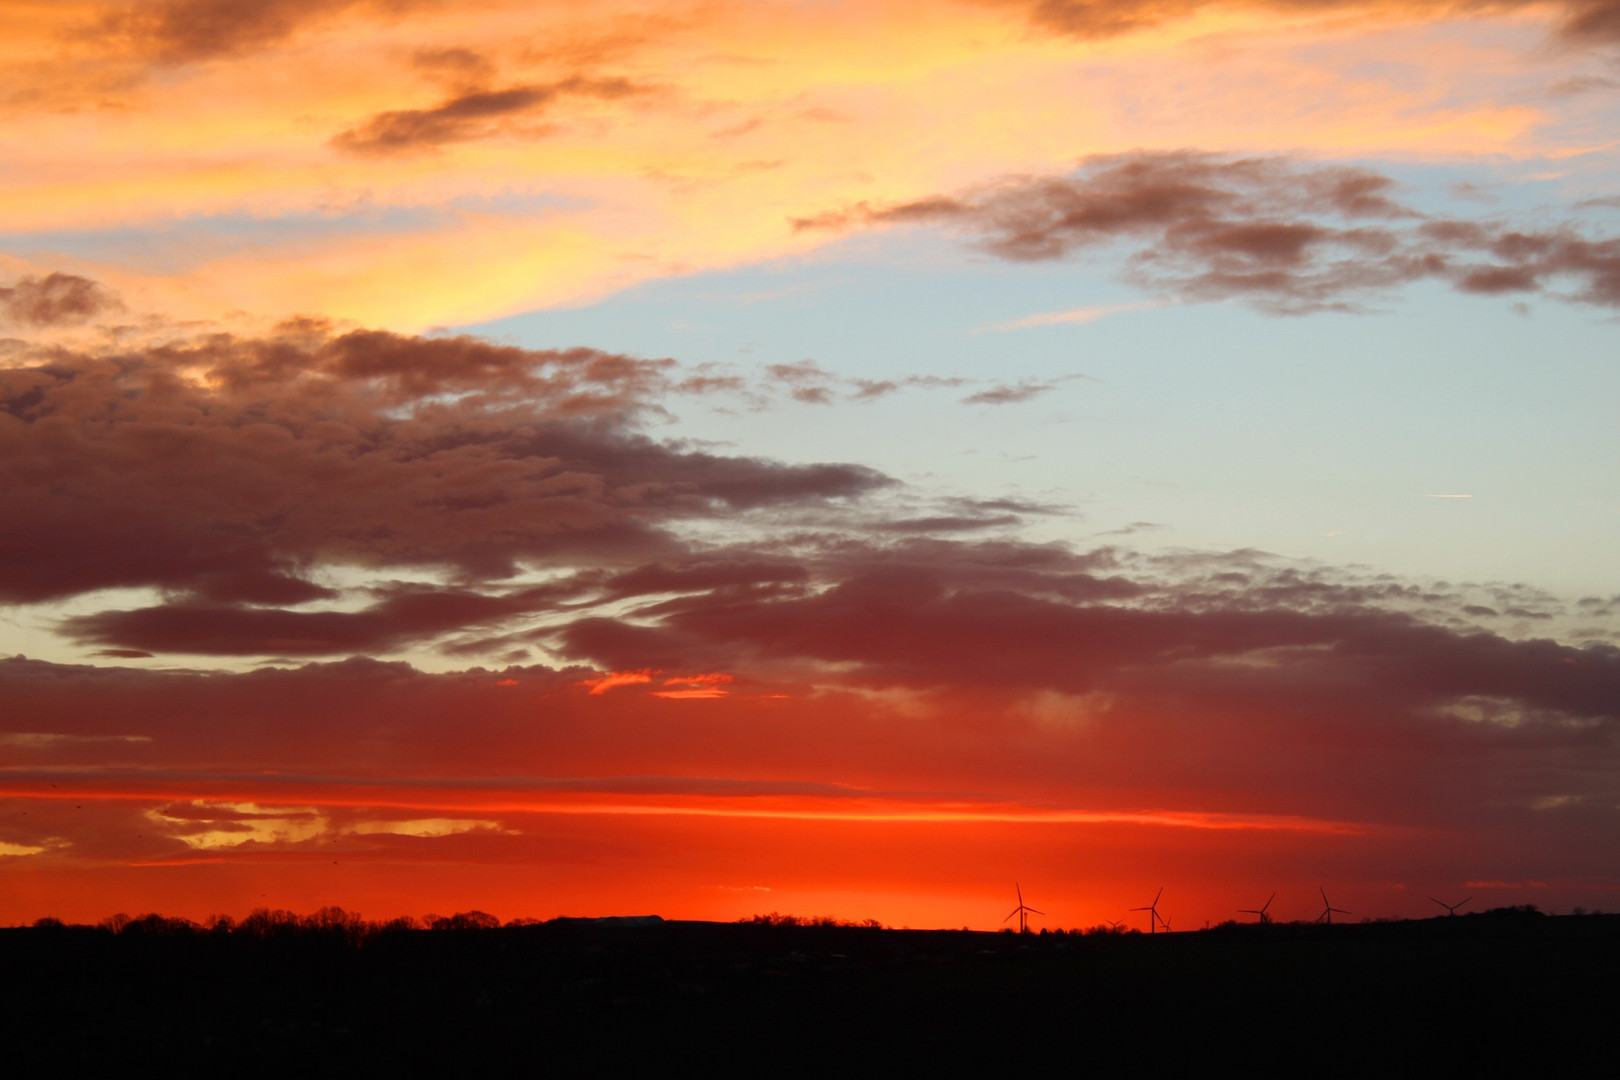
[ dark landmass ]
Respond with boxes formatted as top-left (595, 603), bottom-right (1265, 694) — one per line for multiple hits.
top-left (4, 908), bottom-right (1617, 1074)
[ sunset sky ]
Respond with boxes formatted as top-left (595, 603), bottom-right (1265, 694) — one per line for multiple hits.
top-left (3, 0), bottom-right (1619, 930)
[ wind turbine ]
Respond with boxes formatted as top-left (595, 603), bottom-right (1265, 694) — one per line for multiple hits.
top-left (1317, 887), bottom-right (1350, 925)
top-left (1103, 919), bottom-right (1125, 933)
top-left (1003, 883), bottom-right (1043, 934)
top-left (1239, 892), bottom-right (1276, 925)
top-left (1131, 887), bottom-right (1165, 934)
top-left (1431, 896), bottom-right (1471, 917)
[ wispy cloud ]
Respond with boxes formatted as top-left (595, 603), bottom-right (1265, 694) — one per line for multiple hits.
top-left (978, 301), bottom-right (1159, 333)
top-left (0, 733), bottom-right (153, 748)
top-left (331, 76), bottom-right (651, 156)
top-left (961, 373), bottom-right (1092, 405)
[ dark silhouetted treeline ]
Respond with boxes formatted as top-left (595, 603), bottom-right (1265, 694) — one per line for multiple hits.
top-left (4, 908), bottom-right (1617, 1074)
top-left (56, 905), bottom-right (509, 942)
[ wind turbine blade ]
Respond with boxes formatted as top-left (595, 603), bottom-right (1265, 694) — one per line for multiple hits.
top-left (1026, 907), bottom-right (1044, 916)
top-left (1153, 886), bottom-right (1164, 905)
top-left (1459, 897), bottom-right (1472, 908)
top-left (1004, 909), bottom-right (1019, 922)
top-left (1430, 897), bottom-right (1446, 909)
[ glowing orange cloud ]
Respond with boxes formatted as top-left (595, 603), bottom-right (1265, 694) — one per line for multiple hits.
top-left (580, 670), bottom-right (654, 695)
top-left (653, 673), bottom-right (735, 699)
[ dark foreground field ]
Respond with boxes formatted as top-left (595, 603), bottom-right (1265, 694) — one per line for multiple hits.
top-left (4, 911), bottom-right (1616, 1074)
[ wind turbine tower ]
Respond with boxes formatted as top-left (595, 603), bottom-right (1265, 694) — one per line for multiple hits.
top-left (1239, 892), bottom-right (1276, 925)
top-left (1317, 887), bottom-right (1350, 925)
top-left (1003, 883), bottom-right (1044, 934)
top-left (1131, 887), bottom-right (1166, 934)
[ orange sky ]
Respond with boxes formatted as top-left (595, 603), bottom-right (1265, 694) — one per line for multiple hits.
top-left (4, 641), bottom-right (1614, 927)
top-left (0, 0), bottom-right (1600, 328)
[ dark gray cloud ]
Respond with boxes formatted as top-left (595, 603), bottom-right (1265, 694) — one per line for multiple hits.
top-left (962, 380), bottom-right (1065, 405)
top-left (0, 321), bottom-right (889, 645)
top-left (0, 273), bottom-right (119, 327)
top-left (6, 508), bottom-right (1620, 877)
top-left (332, 75), bottom-right (649, 155)
top-left (72, 0), bottom-right (1620, 90)
top-left (758, 363), bottom-right (997, 407)
top-left (99, 0), bottom-right (380, 63)
top-left (765, 360), bottom-right (839, 405)
top-left (796, 152), bottom-right (1620, 314)
top-left (556, 540), bottom-right (1620, 730)
top-left (876, 515), bottom-right (1022, 533)
top-left (65, 586), bottom-right (540, 657)
top-left (1539, 0), bottom-right (1620, 42)
top-left (410, 46), bottom-right (498, 85)
top-left (1009, 0), bottom-right (1620, 45)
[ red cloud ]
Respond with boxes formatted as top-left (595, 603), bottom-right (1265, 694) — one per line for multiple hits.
top-left (1, 420), bottom-right (1616, 916)
top-left (3, 598), bottom-right (1617, 925)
